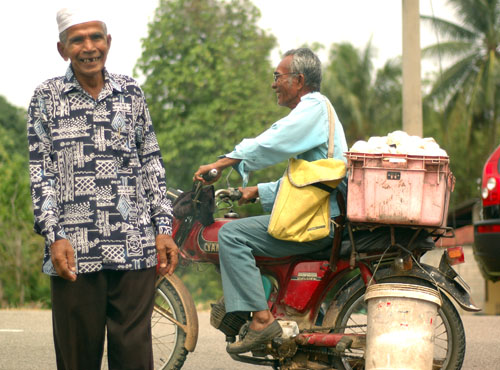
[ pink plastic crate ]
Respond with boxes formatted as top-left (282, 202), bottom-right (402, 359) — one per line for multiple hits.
top-left (346, 152), bottom-right (454, 228)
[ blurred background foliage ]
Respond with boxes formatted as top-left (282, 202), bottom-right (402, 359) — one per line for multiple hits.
top-left (0, 0), bottom-right (498, 307)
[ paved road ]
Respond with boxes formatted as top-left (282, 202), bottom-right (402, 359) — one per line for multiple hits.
top-left (1, 310), bottom-right (499, 369)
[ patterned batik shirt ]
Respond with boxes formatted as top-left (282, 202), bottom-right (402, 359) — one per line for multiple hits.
top-left (27, 66), bottom-right (173, 275)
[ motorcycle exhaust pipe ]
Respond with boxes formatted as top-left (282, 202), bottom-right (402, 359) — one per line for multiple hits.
top-left (295, 333), bottom-right (365, 350)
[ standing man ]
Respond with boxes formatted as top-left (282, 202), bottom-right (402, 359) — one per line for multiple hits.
top-left (27, 8), bottom-right (178, 370)
top-left (194, 48), bottom-right (348, 353)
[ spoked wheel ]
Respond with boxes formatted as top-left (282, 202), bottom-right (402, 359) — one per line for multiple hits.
top-left (152, 277), bottom-right (189, 370)
top-left (329, 277), bottom-right (466, 370)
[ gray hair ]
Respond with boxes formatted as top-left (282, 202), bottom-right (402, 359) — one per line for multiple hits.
top-left (59, 21), bottom-right (108, 44)
top-left (283, 48), bottom-right (322, 91)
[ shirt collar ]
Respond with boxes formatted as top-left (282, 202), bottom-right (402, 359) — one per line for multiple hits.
top-left (62, 65), bottom-right (123, 97)
top-left (300, 91), bottom-right (320, 102)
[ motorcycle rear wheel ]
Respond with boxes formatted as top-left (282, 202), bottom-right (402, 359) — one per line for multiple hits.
top-left (330, 277), bottom-right (466, 370)
top-left (153, 278), bottom-right (189, 370)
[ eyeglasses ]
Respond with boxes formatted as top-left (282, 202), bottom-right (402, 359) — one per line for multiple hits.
top-left (273, 72), bottom-right (299, 82)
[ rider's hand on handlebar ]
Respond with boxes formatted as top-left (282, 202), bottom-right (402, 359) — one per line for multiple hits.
top-left (193, 164), bottom-right (221, 185)
top-left (238, 186), bottom-right (259, 205)
top-left (193, 157), bottom-right (242, 185)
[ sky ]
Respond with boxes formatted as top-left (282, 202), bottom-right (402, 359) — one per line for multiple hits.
top-left (0, 0), bottom-right (456, 109)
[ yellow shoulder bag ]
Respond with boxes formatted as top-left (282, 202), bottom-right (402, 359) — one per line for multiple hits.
top-left (267, 98), bottom-right (346, 242)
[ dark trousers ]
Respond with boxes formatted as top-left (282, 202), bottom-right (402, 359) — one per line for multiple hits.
top-left (50, 268), bottom-right (156, 370)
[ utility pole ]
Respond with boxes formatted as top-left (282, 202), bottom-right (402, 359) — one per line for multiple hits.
top-left (402, 0), bottom-right (423, 137)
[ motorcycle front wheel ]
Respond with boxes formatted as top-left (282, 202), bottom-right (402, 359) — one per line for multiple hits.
top-left (152, 278), bottom-right (189, 370)
top-left (329, 277), bottom-right (466, 370)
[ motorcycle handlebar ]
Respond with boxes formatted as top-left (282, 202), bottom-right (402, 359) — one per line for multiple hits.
top-left (215, 188), bottom-right (258, 204)
top-left (215, 188), bottom-right (243, 201)
top-left (202, 168), bottom-right (218, 182)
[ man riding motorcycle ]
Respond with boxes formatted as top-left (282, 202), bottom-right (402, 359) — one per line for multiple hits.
top-left (194, 47), bottom-right (348, 354)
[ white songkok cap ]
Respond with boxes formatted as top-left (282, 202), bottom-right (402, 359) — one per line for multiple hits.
top-left (56, 7), bottom-right (105, 34)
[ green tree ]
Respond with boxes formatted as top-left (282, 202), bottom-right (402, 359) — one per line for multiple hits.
top-left (322, 41), bottom-right (374, 143)
top-left (421, 0), bottom-right (500, 151)
top-left (421, 0), bottom-right (500, 201)
top-left (0, 96), bottom-right (27, 152)
top-left (0, 96), bottom-right (48, 307)
top-left (136, 0), bottom-right (284, 191)
top-left (322, 41), bottom-right (403, 145)
top-left (371, 58), bottom-right (403, 136)
top-left (136, 0), bottom-right (288, 304)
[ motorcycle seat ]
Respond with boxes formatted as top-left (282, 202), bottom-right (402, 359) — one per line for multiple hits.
top-left (255, 226), bottom-right (434, 263)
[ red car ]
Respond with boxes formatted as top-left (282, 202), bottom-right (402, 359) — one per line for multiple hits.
top-left (474, 144), bottom-right (500, 281)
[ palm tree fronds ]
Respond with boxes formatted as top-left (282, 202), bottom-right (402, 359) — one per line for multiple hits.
top-left (422, 41), bottom-right (478, 60)
top-left (427, 53), bottom-right (478, 100)
top-left (484, 50), bottom-right (498, 107)
top-left (421, 15), bottom-right (477, 42)
top-left (447, 0), bottom-right (497, 35)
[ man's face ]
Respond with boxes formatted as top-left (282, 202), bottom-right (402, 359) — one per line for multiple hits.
top-left (57, 21), bottom-right (111, 81)
top-left (272, 55), bottom-right (302, 109)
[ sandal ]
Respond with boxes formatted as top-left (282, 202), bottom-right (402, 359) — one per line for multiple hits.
top-left (226, 320), bottom-right (283, 354)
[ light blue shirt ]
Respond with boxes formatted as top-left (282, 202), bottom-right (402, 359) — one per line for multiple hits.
top-left (225, 92), bottom-right (348, 218)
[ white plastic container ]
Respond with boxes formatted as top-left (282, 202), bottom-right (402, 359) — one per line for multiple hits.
top-left (364, 283), bottom-right (442, 370)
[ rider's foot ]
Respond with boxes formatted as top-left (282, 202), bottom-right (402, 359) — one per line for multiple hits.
top-left (226, 320), bottom-right (283, 354)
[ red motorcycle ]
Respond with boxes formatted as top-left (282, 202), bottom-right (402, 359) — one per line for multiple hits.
top-left (150, 179), bottom-right (479, 370)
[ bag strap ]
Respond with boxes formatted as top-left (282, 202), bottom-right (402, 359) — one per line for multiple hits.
top-left (329, 191), bottom-right (346, 271)
top-left (325, 97), bottom-right (336, 159)
top-left (325, 99), bottom-right (343, 270)
top-left (312, 182), bottom-right (335, 193)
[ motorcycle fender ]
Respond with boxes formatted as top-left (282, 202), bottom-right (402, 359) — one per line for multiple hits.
top-left (156, 273), bottom-right (199, 351)
top-left (386, 264), bottom-right (481, 312)
top-left (325, 263), bottom-right (480, 323)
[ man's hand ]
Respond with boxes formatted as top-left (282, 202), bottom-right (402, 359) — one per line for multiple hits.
top-left (193, 157), bottom-right (241, 184)
top-left (156, 234), bottom-right (179, 276)
top-left (193, 163), bottom-right (221, 185)
top-left (238, 186), bottom-right (259, 205)
top-left (50, 239), bottom-right (77, 282)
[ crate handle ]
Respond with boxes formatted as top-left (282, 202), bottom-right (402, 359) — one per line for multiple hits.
top-left (382, 157), bottom-right (408, 168)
